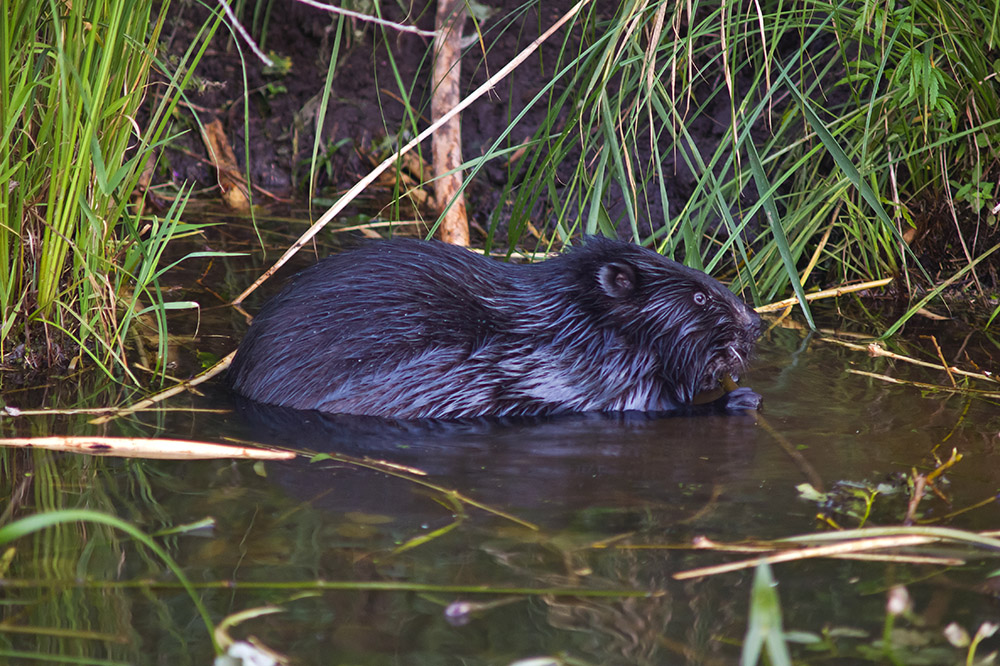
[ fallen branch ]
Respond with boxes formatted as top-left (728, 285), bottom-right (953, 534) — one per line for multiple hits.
top-left (0, 435), bottom-right (294, 460)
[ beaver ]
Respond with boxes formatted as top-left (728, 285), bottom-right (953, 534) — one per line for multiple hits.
top-left (227, 237), bottom-right (762, 419)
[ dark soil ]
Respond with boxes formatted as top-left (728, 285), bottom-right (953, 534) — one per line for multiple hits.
top-left (157, 0), bottom-right (999, 294)
top-left (160, 0), bottom-right (597, 234)
top-left (157, 0), bottom-right (775, 244)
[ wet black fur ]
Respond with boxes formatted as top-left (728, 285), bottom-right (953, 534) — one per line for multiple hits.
top-left (228, 237), bottom-right (762, 419)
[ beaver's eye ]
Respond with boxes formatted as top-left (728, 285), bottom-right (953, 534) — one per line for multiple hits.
top-left (693, 292), bottom-right (707, 306)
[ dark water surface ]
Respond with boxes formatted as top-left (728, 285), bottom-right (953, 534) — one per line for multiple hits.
top-left (2, 309), bottom-right (1000, 665)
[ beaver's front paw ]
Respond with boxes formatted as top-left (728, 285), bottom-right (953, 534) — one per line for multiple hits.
top-left (723, 387), bottom-right (762, 412)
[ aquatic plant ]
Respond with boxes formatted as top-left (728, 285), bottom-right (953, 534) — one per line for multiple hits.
top-left (0, 0), bottom-right (221, 379)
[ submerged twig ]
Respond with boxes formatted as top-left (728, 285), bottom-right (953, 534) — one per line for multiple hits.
top-left (824, 338), bottom-right (999, 385)
top-left (89, 351), bottom-right (235, 425)
top-left (755, 414), bottom-right (825, 492)
top-left (310, 451), bottom-right (540, 531)
top-left (847, 369), bottom-right (1000, 398)
top-left (922, 492), bottom-right (1000, 523)
top-left (721, 375), bottom-right (824, 491)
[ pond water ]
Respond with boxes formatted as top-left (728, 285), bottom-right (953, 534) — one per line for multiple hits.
top-left (2, 247), bottom-right (999, 664)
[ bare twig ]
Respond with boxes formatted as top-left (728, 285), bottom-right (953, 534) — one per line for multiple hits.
top-left (674, 534), bottom-right (966, 580)
top-left (216, 0), bottom-right (273, 66)
top-left (846, 369), bottom-right (1000, 398)
top-left (755, 277), bottom-right (893, 313)
top-left (903, 473), bottom-right (926, 526)
top-left (721, 375), bottom-right (824, 491)
top-left (922, 334), bottom-right (957, 387)
top-left (295, 0), bottom-right (437, 37)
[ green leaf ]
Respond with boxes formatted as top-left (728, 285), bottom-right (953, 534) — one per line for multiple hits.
top-left (746, 136), bottom-right (815, 329)
top-left (741, 561), bottom-right (793, 666)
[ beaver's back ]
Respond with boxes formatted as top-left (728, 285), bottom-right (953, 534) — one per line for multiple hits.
top-left (229, 240), bottom-right (531, 417)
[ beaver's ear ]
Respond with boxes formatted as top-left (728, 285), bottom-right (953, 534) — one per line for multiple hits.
top-left (597, 262), bottom-right (637, 298)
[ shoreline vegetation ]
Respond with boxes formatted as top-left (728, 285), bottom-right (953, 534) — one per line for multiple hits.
top-left (1, 0), bottom-right (998, 389)
top-left (1, 4), bottom-right (1000, 663)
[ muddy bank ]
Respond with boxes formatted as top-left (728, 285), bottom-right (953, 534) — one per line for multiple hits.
top-left (158, 1), bottom-right (767, 240)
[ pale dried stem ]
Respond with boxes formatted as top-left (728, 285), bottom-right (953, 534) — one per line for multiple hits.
top-left (295, 0), bottom-right (437, 37)
top-left (674, 534), bottom-right (964, 579)
top-left (756, 277), bottom-right (893, 313)
top-left (824, 338), bottom-right (999, 385)
top-left (0, 435), bottom-right (293, 460)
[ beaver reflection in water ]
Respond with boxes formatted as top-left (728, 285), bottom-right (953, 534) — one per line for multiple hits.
top-left (228, 237), bottom-right (762, 419)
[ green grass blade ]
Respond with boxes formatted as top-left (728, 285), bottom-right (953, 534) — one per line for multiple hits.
top-left (741, 560), bottom-right (793, 666)
top-left (745, 136), bottom-right (814, 328)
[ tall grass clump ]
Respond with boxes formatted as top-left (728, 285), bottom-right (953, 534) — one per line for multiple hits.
top-left (832, 0), bottom-right (1000, 265)
top-left (0, 0), bottom-right (219, 380)
top-left (471, 0), bottom-right (999, 310)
